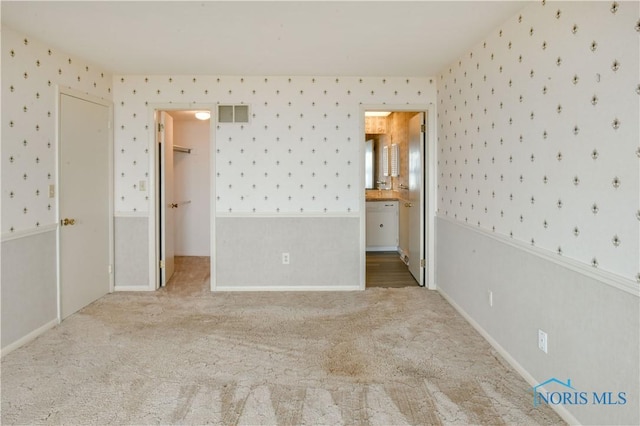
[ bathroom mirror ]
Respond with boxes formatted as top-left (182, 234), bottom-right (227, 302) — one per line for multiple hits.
top-left (365, 138), bottom-right (397, 189)
top-left (364, 139), bottom-right (375, 189)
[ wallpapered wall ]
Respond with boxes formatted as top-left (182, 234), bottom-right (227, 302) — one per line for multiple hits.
top-left (1, 27), bottom-right (113, 235)
top-left (437, 1), bottom-right (639, 282)
top-left (113, 76), bottom-right (435, 215)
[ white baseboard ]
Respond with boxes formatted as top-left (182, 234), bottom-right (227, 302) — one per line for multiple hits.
top-left (1, 318), bottom-right (58, 358)
top-left (213, 285), bottom-right (362, 292)
top-left (397, 248), bottom-right (409, 265)
top-left (437, 288), bottom-right (581, 426)
top-left (114, 285), bottom-right (154, 292)
top-left (366, 246), bottom-right (398, 252)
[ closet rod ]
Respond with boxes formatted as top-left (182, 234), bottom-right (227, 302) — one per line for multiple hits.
top-left (173, 145), bottom-right (192, 153)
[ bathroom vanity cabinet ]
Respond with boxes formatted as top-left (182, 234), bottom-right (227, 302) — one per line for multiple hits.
top-left (365, 201), bottom-right (398, 251)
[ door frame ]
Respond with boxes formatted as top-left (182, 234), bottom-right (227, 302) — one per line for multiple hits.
top-left (56, 86), bottom-right (115, 321)
top-left (359, 104), bottom-right (437, 290)
top-left (148, 103), bottom-right (217, 291)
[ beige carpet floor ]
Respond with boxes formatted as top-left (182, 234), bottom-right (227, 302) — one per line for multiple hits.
top-left (1, 258), bottom-right (563, 425)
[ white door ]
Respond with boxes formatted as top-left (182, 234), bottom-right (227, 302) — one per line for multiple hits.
top-left (59, 93), bottom-right (111, 319)
top-left (159, 111), bottom-right (176, 286)
top-left (408, 113), bottom-right (425, 284)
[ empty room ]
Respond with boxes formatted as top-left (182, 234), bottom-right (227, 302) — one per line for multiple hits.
top-left (1, 1), bottom-right (638, 425)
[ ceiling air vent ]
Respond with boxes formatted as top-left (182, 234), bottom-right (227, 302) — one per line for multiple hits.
top-left (218, 105), bottom-right (249, 123)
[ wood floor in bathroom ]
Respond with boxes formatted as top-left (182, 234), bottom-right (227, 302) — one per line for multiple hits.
top-left (366, 251), bottom-right (419, 288)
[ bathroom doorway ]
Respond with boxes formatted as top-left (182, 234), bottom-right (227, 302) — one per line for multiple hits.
top-left (363, 107), bottom-right (432, 288)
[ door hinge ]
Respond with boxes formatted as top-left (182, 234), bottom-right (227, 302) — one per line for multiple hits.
top-left (158, 123), bottom-right (164, 132)
top-left (420, 124), bottom-right (426, 132)
top-left (420, 259), bottom-right (426, 268)
top-left (159, 260), bottom-right (165, 269)
top-left (108, 264), bottom-right (113, 274)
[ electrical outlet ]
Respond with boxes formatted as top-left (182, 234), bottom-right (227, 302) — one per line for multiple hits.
top-left (538, 329), bottom-right (548, 354)
top-left (282, 252), bottom-right (290, 265)
top-left (488, 290), bottom-right (493, 307)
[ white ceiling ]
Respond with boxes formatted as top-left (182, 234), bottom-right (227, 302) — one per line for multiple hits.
top-left (1, 1), bottom-right (529, 77)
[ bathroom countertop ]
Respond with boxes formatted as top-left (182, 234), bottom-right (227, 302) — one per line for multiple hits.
top-left (365, 189), bottom-right (408, 203)
top-left (365, 197), bottom-right (400, 202)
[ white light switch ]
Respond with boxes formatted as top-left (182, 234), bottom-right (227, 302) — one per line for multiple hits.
top-left (139, 180), bottom-right (146, 191)
top-left (49, 184), bottom-right (55, 198)
top-left (538, 329), bottom-right (548, 354)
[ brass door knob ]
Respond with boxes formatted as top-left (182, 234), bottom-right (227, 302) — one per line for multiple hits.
top-left (62, 218), bottom-right (76, 226)
top-left (405, 202), bottom-right (413, 207)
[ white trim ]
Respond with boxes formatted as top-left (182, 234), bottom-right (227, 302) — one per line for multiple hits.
top-left (149, 108), bottom-right (159, 291)
top-left (107, 95), bottom-right (115, 295)
top-left (114, 211), bottom-right (149, 218)
top-left (397, 248), bottom-right (409, 264)
top-left (359, 108), bottom-right (367, 290)
top-left (214, 285), bottom-right (361, 292)
top-left (366, 246), bottom-right (399, 252)
top-left (1, 319), bottom-right (58, 358)
top-left (114, 285), bottom-right (155, 292)
top-left (417, 111), bottom-right (426, 287)
top-left (215, 212), bottom-right (359, 219)
top-left (437, 287), bottom-right (581, 426)
top-left (57, 85), bottom-right (112, 108)
top-left (55, 86), bottom-right (62, 322)
top-left (425, 104), bottom-right (437, 290)
top-left (1, 223), bottom-right (57, 242)
top-left (437, 214), bottom-right (639, 297)
top-left (209, 109), bottom-right (217, 291)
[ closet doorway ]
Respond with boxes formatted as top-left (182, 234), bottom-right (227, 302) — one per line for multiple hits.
top-left (59, 89), bottom-right (113, 318)
top-left (155, 109), bottom-right (212, 290)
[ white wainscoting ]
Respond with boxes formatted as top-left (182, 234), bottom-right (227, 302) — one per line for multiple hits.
top-left (215, 216), bottom-right (360, 290)
top-left (114, 216), bottom-right (150, 290)
top-left (435, 216), bottom-right (639, 426)
top-left (1, 228), bottom-right (58, 353)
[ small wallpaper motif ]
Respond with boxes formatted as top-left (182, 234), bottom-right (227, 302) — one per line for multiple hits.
top-left (1, 27), bottom-right (113, 235)
top-left (113, 76), bottom-right (435, 214)
top-left (437, 1), bottom-right (640, 282)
